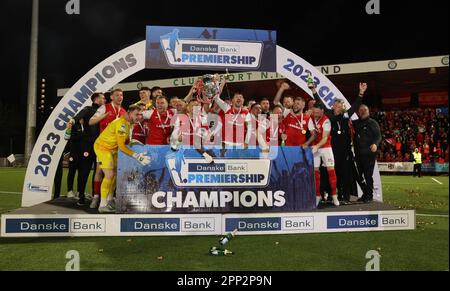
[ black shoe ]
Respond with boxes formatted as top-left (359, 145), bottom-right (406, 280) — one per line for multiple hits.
top-left (77, 200), bottom-right (86, 206)
top-left (357, 196), bottom-right (369, 203)
top-left (316, 203), bottom-right (326, 209)
top-left (340, 200), bottom-right (352, 205)
top-left (357, 196), bottom-right (373, 203)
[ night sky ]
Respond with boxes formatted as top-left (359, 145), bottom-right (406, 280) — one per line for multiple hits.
top-left (0, 0), bottom-right (448, 154)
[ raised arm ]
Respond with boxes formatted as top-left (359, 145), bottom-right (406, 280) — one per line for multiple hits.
top-left (184, 83), bottom-right (196, 103)
top-left (347, 83), bottom-right (367, 117)
top-left (213, 94), bottom-right (231, 113)
top-left (218, 75), bottom-right (227, 97)
top-left (308, 80), bottom-right (333, 116)
top-left (273, 82), bottom-right (290, 107)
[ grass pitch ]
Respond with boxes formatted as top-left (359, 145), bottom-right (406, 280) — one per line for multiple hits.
top-left (0, 168), bottom-right (448, 271)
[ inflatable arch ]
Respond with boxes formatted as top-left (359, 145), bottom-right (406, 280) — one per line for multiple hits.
top-left (22, 41), bottom-right (353, 207)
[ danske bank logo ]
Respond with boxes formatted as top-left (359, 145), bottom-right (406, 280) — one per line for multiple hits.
top-left (159, 29), bottom-right (263, 69)
top-left (167, 158), bottom-right (271, 187)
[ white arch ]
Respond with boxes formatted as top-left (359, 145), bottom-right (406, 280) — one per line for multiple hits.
top-left (22, 41), bottom-right (348, 207)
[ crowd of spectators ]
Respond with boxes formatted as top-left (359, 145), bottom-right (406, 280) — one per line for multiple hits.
top-left (371, 108), bottom-right (449, 163)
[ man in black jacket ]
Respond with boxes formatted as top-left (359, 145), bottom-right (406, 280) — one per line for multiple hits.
top-left (353, 104), bottom-right (382, 203)
top-left (309, 82), bottom-right (367, 203)
top-left (73, 92), bottom-right (106, 205)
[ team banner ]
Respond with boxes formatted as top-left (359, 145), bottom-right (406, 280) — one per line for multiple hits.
top-left (117, 146), bottom-right (316, 214)
top-left (145, 26), bottom-right (277, 72)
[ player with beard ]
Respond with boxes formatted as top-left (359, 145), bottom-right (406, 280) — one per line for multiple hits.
top-left (282, 97), bottom-right (310, 147)
top-left (214, 92), bottom-right (249, 148)
top-left (244, 103), bottom-right (270, 153)
top-left (94, 105), bottom-right (151, 213)
top-left (273, 81), bottom-right (294, 116)
top-left (142, 96), bottom-right (174, 145)
top-left (88, 88), bottom-right (126, 209)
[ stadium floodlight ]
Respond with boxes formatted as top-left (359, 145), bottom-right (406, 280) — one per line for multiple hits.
top-left (24, 0), bottom-right (39, 165)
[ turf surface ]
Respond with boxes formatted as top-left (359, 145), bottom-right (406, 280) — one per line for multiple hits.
top-left (0, 168), bottom-right (448, 271)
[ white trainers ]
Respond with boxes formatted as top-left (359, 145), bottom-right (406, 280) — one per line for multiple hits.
top-left (85, 193), bottom-right (93, 200)
top-left (332, 195), bottom-right (340, 206)
top-left (98, 204), bottom-right (115, 213)
top-left (90, 196), bottom-right (100, 209)
top-left (67, 191), bottom-right (75, 198)
top-left (316, 196), bottom-right (322, 207)
top-left (107, 198), bottom-right (116, 209)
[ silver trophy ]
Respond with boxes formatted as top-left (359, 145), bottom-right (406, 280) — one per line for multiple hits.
top-left (201, 74), bottom-right (219, 98)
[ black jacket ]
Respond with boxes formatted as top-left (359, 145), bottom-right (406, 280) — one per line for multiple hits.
top-left (353, 117), bottom-right (382, 156)
top-left (74, 103), bottom-right (100, 144)
top-left (313, 93), bottom-right (363, 152)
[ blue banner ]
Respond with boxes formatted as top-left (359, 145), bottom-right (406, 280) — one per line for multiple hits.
top-left (145, 26), bottom-right (276, 72)
top-left (422, 162), bottom-right (449, 173)
top-left (117, 146), bottom-right (316, 214)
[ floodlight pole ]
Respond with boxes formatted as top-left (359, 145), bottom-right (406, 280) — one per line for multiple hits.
top-left (25, 0), bottom-right (39, 165)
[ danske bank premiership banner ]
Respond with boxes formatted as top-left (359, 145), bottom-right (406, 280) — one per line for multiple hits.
top-left (145, 26), bottom-right (277, 72)
top-left (116, 146), bottom-right (316, 214)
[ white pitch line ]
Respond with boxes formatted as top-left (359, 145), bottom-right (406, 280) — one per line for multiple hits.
top-left (431, 178), bottom-right (444, 185)
top-left (417, 214), bottom-right (449, 218)
top-left (0, 191), bottom-right (22, 195)
top-left (382, 182), bottom-right (435, 185)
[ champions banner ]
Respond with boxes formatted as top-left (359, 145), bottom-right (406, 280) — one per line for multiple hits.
top-left (145, 26), bottom-right (277, 72)
top-left (117, 146), bottom-right (316, 214)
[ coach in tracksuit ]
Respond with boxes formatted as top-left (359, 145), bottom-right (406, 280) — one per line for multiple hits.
top-left (73, 93), bottom-right (106, 205)
top-left (309, 83), bottom-right (367, 203)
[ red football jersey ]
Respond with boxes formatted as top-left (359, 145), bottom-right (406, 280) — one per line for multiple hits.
top-left (268, 116), bottom-right (284, 146)
top-left (97, 103), bottom-right (126, 133)
top-left (308, 115), bottom-right (332, 148)
top-left (131, 120), bottom-right (148, 144)
top-left (144, 109), bottom-right (173, 145)
top-left (174, 114), bottom-right (210, 146)
top-left (220, 107), bottom-right (249, 145)
top-left (283, 112), bottom-right (310, 146)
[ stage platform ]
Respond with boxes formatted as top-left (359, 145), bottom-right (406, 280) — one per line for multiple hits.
top-left (1, 197), bottom-right (415, 237)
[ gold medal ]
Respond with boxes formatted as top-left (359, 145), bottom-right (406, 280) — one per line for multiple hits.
top-left (302, 130), bottom-right (307, 135)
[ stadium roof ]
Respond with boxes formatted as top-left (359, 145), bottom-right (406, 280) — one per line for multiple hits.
top-left (57, 55), bottom-right (449, 97)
